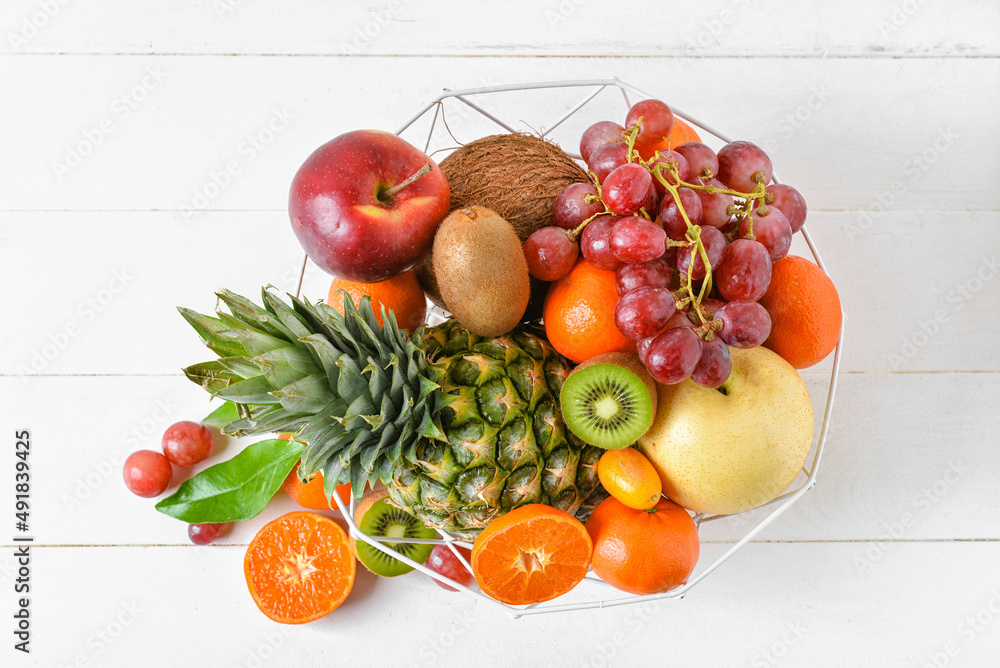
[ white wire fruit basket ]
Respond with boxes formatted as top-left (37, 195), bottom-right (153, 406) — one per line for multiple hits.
top-left (295, 79), bottom-right (844, 619)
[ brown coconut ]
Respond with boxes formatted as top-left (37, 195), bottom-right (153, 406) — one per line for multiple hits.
top-left (416, 133), bottom-right (589, 310)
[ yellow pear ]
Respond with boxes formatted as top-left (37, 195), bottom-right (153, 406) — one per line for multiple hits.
top-left (637, 345), bottom-right (814, 516)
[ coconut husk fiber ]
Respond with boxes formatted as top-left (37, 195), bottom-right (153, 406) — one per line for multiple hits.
top-left (417, 133), bottom-right (589, 309)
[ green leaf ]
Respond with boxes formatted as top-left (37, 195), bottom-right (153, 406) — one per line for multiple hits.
top-left (177, 307), bottom-right (247, 358)
top-left (155, 438), bottom-right (303, 523)
top-left (182, 360), bottom-right (240, 393)
top-left (261, 289), bottom-right (314, 341)
top-left (218, 356), bottom-right (264, 379)
top-left (254, 347), bottom-right (319, 388)
top-left (215, 375), bottom-right (279, 404)
top-left (217, 328), bottom-right (293, 357)
top-left (272, 373), bottom-right (335, 414)
top-left (202, 401), bottom-right (241, 429)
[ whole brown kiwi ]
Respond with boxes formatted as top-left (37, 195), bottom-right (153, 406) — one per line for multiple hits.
top-left (416, 133), bottom-right (589, 311)
top-left (432, 206), bottom-right (531, 337)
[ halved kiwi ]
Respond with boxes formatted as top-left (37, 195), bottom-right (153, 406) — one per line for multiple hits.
top-left (351, 490), bottom-right (436, 577)
top-left (560, 352), bottom-right (657, 450)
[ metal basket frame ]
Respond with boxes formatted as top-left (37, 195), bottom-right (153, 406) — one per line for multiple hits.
top-left (296, 78), bottom-right (844, 619)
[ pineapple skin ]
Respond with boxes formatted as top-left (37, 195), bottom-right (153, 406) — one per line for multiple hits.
top-left (387, 320), bottom-right (602, 540)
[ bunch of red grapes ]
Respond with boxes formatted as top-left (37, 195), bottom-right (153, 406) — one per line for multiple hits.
top-left (523, 99), bottom-right (808, 388)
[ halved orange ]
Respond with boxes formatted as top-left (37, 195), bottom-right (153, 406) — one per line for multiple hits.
top-left (244, 511), bottom-right (356, 624)
top-left (471, 504), bottom-right (592, 605)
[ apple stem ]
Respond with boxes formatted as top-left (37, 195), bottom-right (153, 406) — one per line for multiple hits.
top-left (383, 163), bottom-right (432, 199)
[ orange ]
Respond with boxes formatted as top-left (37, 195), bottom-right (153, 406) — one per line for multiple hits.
top-left (282, 463), bottom-right (354, 511)
top-left (327, 269), bottom-right (427, 331)
top-left (244, 511), bottom-right (356, 624)
top-left (759, 255), bottom-right (842, 369)
top-left (277, 434), bottom-right (352, 510)
top-left (636, 116), bottom-right (702, 161)
top-left (585, 496), bottom-right (699, 595)
top-left (543, 258), bottom-right (636, 363)
top-left (597, 448), bottom-right (662, 510)
top-left (471, 504), bottom-right (592, 605)
top-left (665, 116), bottom-right (702, 147)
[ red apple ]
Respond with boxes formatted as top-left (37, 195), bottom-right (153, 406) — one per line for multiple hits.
top-left (288, 130), bottom-right (450, 283)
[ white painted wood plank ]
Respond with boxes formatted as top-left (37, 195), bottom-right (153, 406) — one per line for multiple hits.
top-left (0, 56), bottom-right (995, 212)
top-left (3, 210), bottom-right (997, 376)
top-left (3, 542), bottom-right (998, 667)
top-left (0, 373), bottom-right (995, 547)
top-left (1, 211), bottom-right (310, 378)
top-left (3, 0), bottom-right (998, 57)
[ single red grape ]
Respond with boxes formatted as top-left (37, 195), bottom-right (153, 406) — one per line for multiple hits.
top-left (667, 311), bottom-right (696, 330)
top-left (580, 121), bottom-right (625, 163)
top-left (609, 216), bottom-right (666, 263)
top-left (765, 184), bottom-right (808, 233)
top-left (716, 238), bottom-right (772, 302)
top-left (647, 150), bottom-right (690, 194)
top-left (691, 337), bottom-right (733, 388)
top-left (717, 141), bottom-right (773, 193)
top-left (587, 142), bottom-right (629, 184)
top-left (580, 214), bottom-right (622, 270)
top-left (626, 99), bottom-right (674, 147)
top-left (614, 287), bottom-right (677, 340)
top-left (188, 522), bottom-right (232, 545)
top-left (123, 450), bottom-right (172, 498)
top-left (162, 420), bottom-right (213, 467)
top-left (694, 177), bottom-right (735, 229)
top-left (615, 259), bottom-right (672, 295)
top-left (603, 163), bottom-right (654, 216)
top-left (524, 227), bottom-right (579, 281)
top-left (426, 544), bottom-right (474, 592)
top-left (675, 142), bottom-right (719, 181)
top-left (697, 298), bottom-right (726, 319)
top-left (719, 216), bottom-right (741, 238)
top-left (740, 207), bottom-right (792, 263)
top-left (661, 246), bottom-right (678, 269)
top-left (644, 327), bottom-right (703, 384)
top-left (715, 301), bottom-right (772, 348)
top-left (659, 187), bottom-right (703, 240)
top-left (641, 186), bottom-right (661, 218)
top-left (637, 334), bottom-right (656, 364)
top-left (554, 182), bottom-right (604, 231)
top-left (676, 225), bottom-right (726, 280)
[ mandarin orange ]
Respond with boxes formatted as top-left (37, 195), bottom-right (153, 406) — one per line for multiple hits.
top-left (327, 269), bottom-right (427, 331)
top-left (277, 434), bottom-right (352, 510)
top-left (585, 496), bottom-right (699, 595)
top-left (543, 258), bottom-right (635, 363)
top-left (759, 255), bottom-right (842, 368)
top-left (597, 448), bottom-right (662, 510)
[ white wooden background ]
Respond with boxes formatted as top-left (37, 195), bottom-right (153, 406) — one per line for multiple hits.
top-left (2, 1), bottom-right (999, 666)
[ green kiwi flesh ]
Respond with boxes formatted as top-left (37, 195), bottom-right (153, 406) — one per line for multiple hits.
top-left (356, 497), bottom-right (436, 577)
top-left (560, 361), bottom-right (654, 450)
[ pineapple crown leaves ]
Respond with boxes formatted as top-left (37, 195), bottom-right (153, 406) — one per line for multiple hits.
top-left (178, 287), bottom-right (446, 497)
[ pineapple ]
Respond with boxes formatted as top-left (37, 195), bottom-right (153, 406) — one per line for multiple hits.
top-left (180, 288), bottom-right (601, 539)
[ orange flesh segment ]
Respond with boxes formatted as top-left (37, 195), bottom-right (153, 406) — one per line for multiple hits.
top-left (245, 512), bottom-right (355, 624)
top-left (474, 514), bottom-right (591, 605)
